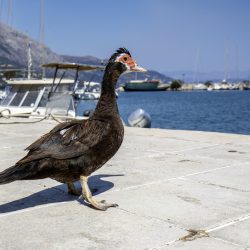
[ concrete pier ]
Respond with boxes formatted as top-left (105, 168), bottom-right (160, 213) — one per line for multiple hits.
top-left (0, 118), bottom-right (250, 249)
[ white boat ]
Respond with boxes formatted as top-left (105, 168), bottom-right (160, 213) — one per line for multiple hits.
top-left (0, 63), bottom-right (104, 119)
top-left (74, 81), bottom-right (119, 100)
top-left (0, 90), bottom-right (7, 100)
top-left (124, 79), bottom-right (168, 91)
top-left (193, 83), bottom-right (207, 90)
top-left (213, 83), bottom-right (222, 90)
top-left (0, 77), bottom-right (75, 118)
top-left (74, 81), bottom-right (101, 100)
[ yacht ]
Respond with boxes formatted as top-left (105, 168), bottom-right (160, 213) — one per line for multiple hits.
top-left (193, 83), bottom-right (207, 90)
top-left (0, 63), bottom-right (104, 119)
top-left (0, 90), bottom-right (7, 100)
top-left (74, 81), bottom-right (119, 100)
top-left (74, 81), bottom-right (101, 100)
top-left (124, 79), bottom-right (168, 91)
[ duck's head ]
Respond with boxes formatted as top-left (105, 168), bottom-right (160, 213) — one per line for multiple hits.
top-left (107, 48), bottom-right (147, 74)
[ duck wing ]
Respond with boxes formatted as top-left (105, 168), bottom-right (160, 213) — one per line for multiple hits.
top-left (25, 119), bottom-right (82, 151)
top-left (17, 119), bottom-right (111, 164)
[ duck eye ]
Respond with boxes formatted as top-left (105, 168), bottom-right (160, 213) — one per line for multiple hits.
top-left (123, 57), bottom-right (128, 61)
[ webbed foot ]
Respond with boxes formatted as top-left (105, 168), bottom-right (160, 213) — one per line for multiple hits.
top-left (87, 199), bottom-right (118, 211)
top-left (80, 175), bottom-right (118, 211)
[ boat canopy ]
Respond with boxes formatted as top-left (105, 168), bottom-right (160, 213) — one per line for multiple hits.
top-left (42, 63), bottom-right (105, 71)
top-left (5, 78), bottom-right (74, 85)
top-left (42, 62), bottom-right (104, 92)
top-left (0, 68), bottom-right (26, 72)
top-left (0, 69), bottom-right (35, 79)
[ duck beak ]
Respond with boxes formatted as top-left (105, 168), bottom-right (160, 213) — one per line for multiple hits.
top-left (131, 64), bottom-right (147, 72)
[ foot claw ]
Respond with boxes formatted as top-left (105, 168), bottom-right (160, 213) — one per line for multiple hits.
top-left (89, 200), bottom-right (118, 211)
top-left (80, 175), bottom-right (118, 211)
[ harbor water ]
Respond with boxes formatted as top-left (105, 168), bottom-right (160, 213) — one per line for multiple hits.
top-left (77, 90), bottom-right (250, 135)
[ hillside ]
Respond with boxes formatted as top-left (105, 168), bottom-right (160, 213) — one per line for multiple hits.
top-left (0, 22), bottom-right (172, 84)
top-left (0, 22), bottom-right (60, 70)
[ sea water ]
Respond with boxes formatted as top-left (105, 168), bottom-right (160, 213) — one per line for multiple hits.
top-left (77, 90), bottom-right (250, 135)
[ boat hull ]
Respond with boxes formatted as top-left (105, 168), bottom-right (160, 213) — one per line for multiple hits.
top-left (124, 87), bottom-right (167, 91)
top-left (124, 81), bottom-right (167, 91)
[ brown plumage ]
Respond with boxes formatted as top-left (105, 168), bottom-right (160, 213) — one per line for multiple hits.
top-left (0, 48), bottom-right (146, 210)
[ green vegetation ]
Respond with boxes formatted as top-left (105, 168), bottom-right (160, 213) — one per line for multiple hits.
top-left (204, 81), bottom-right (213, 87)
top-left (170, 80), bottom-right (183, 90)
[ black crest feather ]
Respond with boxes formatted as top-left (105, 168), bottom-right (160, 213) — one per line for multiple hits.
top-left (109, 47), bottom-right (131, 62)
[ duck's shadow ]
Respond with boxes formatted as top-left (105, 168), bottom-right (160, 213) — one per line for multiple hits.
top-left (0, 174), bottom-right (123, 213)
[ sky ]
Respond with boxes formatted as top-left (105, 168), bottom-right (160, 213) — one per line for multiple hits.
top-left (0, 0), bottom-right (250, 76)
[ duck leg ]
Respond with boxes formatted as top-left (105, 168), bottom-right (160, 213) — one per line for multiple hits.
top-left (80, 175), bottom-right (118, 211)
top-left (67, 183), bottom-right (81, 196)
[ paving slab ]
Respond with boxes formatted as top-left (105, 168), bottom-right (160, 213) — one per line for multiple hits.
top-left (0, 118), bottom-right (250, 249)
top-left (209, 217), bottom-right (250, 248)
top-left (159, 236), bottom-right (246, 250)
top-left (0, 199), bottom-right (185, 250)
top-left (182, 143), bottom-right (250, 165)
top-left (99, 178), bottom-right (250, 229)
top-left (187, 164), bottom-right (250, 193)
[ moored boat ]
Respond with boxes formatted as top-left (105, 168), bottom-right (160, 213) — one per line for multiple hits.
top-left (123, 79), bottom-right (168, 91)
top-left (0, 77), bottom-right (76, 118)
top-left (0, 63), bottom-right (104, 119)
top-left (0, 90), bottom-right (7, 100)
top-left (74, 81), bottom-right (101, 100)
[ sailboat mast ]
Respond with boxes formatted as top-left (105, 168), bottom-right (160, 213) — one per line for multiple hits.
top-left (224, 47), bottom-right (229, 81)
top-left (0, 0), bottom-right (3, 22)
top-left (27, 42), bottom-right (32, 80)
top-left (193, 48), bottom-right (200, 84)
top-left (7, 0), bottom-right (13, 27)
top-left (39, 0), bottom-right (45, 78)
top-left (235, 44), bottom-right (239, 82)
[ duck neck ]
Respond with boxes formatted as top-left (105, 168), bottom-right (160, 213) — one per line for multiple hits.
top-left (93, 65), bottom-right (121, 120)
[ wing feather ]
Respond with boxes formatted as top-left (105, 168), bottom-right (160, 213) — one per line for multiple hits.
top-left (25, 120), bottom-right (82, 151)
top-left (18, 119), bottom-right (110, 164)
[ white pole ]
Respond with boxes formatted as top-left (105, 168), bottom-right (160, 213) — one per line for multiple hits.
top-left (27, 42), bottom-right (32, 80)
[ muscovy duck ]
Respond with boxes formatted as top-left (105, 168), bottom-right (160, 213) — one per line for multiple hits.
top-left (0, 48), bottom-right (146, 210)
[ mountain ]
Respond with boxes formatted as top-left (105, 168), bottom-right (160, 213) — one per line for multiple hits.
top-left (0, 22), bottom-right (172, 84)
top-left (0, 22), bottom-right (61, 70)
top-left (61, 55), bottom-right (173, 84)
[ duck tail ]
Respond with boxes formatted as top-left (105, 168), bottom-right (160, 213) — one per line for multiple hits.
top-left (0, 163), bottom-right (35, 185)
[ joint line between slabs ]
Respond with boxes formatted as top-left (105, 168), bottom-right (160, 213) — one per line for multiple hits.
top-left (206, 214), bottom-right (250, 233)
top-left (111, 165), bottom-right (232, 192)
top-left (0, 165), bottom-right (239, 218)
top-left (211, 236), bottom-right (247, 248)
top-left (133, 143), bottom-right (222, 160)
top-left (151, 214), bottom-right (250, 249)
top-left (0, 201), bottom-right (72, 218)
top-left (170, 143), bottom-right (222, 154)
